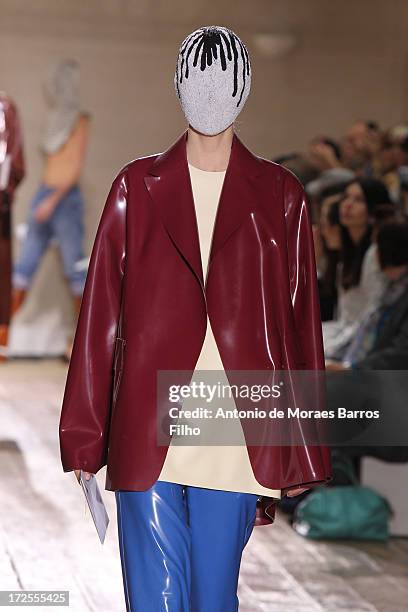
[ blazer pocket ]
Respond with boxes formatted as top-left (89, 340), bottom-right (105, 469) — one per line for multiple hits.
top-left (113, 337), bottom-right (126, 403)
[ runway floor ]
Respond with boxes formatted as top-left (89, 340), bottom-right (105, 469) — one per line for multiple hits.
top-left (0, 359), bottom-right (407, 611)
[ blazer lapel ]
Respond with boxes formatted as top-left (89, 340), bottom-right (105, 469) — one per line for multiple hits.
top-left (144, 129), bottom-right (265, 293)
top-left (206, 132), bottom-right (265, 280)
top-left (144, 131), bottom-right (204, 288)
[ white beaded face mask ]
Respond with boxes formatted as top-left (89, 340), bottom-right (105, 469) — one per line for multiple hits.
top-left (174, 26), bottom-right (252, 136)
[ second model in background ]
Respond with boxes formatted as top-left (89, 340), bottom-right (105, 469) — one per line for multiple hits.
top-left (11, 59), bottom-right (91, 361)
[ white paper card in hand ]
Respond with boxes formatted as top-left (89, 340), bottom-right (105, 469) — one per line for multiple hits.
top-left (79, 471), bottom-right (109, 544)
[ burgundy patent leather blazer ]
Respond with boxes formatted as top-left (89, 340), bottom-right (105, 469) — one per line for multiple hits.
top-left (59, 129), bottom-right (332, 525)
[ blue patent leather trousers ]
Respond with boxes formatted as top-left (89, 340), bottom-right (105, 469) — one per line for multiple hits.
top-left (115, 481), bottom-right (258, 611)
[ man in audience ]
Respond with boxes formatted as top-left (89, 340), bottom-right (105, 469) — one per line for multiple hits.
top-left (306, 136), bottom-right (354, 202)
top-left (341, 120), bottom-right (383, 177)
top-left (393, 135), bottom-right (408, 214)
top-left (272, 152), bottom-right (319, 187)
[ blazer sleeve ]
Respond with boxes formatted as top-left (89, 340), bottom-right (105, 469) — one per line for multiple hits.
top-left (284, 172), bottom-right (325, 370)
top-left (58, 168), bottom-right (127, 474)
top-left (282, 171), bottom-right (332, 490)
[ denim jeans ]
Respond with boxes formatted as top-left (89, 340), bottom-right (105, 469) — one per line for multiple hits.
top-left (13, 183), bottom-right (87, 295)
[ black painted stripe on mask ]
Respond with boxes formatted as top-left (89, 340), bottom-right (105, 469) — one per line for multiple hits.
top-left (176, 31), bottom-right (203, 97)
top-left (227, 31), bottom-right (239, 98)
top-left (181, 32), bottom-right (202, 78)
top-left (218, 32), bottom-right (232, 75)
top-left (176, 27), bottom-right (250, 107)
top-left (236, 39), bottom-right (248, 106)
top-left (193, 36), bottom-right (205, 70)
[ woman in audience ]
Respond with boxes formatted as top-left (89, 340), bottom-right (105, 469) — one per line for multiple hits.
top-left (313, 183), bottom-right (346, 321)
top-left (323, 177), bottom-right (393, 359)
top-left (328, 217), bottom-right (408, 370)
top-left (326, 218), bottom-right (408, 465)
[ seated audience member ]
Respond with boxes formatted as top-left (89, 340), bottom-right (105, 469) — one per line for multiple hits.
top-left (323, 178), bottom-right (393, 358)
top-left (314, 183), bottom-right (346, 321)
top-left (378, 130), bottom-right (402, 203)
top-left (341, 120), bottom-right (383, 178)
top-left (326, 218), bottom-right (408, 466)
top-left (387, 122), bottom-right (408, 145)
top-left (327, 218), bottom-right (408, 370)
top-left (273, 152), bottom-right (320, 189)
top-left (305, 136), bottom-right (354, 202)
top-left (394, 135), bottom-right (408, 215)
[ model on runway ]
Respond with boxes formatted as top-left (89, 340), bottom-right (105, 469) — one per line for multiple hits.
top-left (12, 59), bottom-right (90, 361)
top-left (59, 25), bottom-right (331, 611)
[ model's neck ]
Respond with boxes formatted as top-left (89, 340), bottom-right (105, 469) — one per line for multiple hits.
top-left (186, 125), bottom-right (234, 172)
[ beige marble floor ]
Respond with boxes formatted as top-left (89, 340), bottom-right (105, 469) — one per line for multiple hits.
top-left (0, 359), bottom-right (407, 612)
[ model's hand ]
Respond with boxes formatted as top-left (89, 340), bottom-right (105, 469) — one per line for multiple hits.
top-left (34, 195), bottom-right (58, 223)
top-left (74, 469), bottom-right (93, 483)
top-left (285, 487), bottom-right (310, 497)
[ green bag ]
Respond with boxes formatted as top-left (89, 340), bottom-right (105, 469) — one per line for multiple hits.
top-left (293, 452), bottom-right (393, 541)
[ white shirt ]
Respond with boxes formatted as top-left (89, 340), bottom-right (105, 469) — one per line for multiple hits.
top-left (323, 243), bottom-right (386, 358)
top-left (157, 162), bottom-right (281, 497)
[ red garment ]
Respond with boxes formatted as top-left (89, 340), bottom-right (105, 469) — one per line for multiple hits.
top-left (59, 129), bottom-right (332, 525)
top-left (0, 93), bottom-right (25, 325)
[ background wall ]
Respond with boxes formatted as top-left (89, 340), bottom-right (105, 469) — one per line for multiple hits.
top-left (1, 0), bottom-right (407, 353)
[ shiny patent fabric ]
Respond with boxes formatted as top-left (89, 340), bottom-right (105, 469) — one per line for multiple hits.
top-left (115, 481), bottom-right (258, 611)
top-left (0, 93), bottom-right (25, 200)
top-left (59, 129), bottom-right (332, 525)
top-left (0, 93), bottom-right (25, 326)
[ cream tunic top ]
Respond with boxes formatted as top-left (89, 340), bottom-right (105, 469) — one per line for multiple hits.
top-left (157, 162), bottom-right (281, 498)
